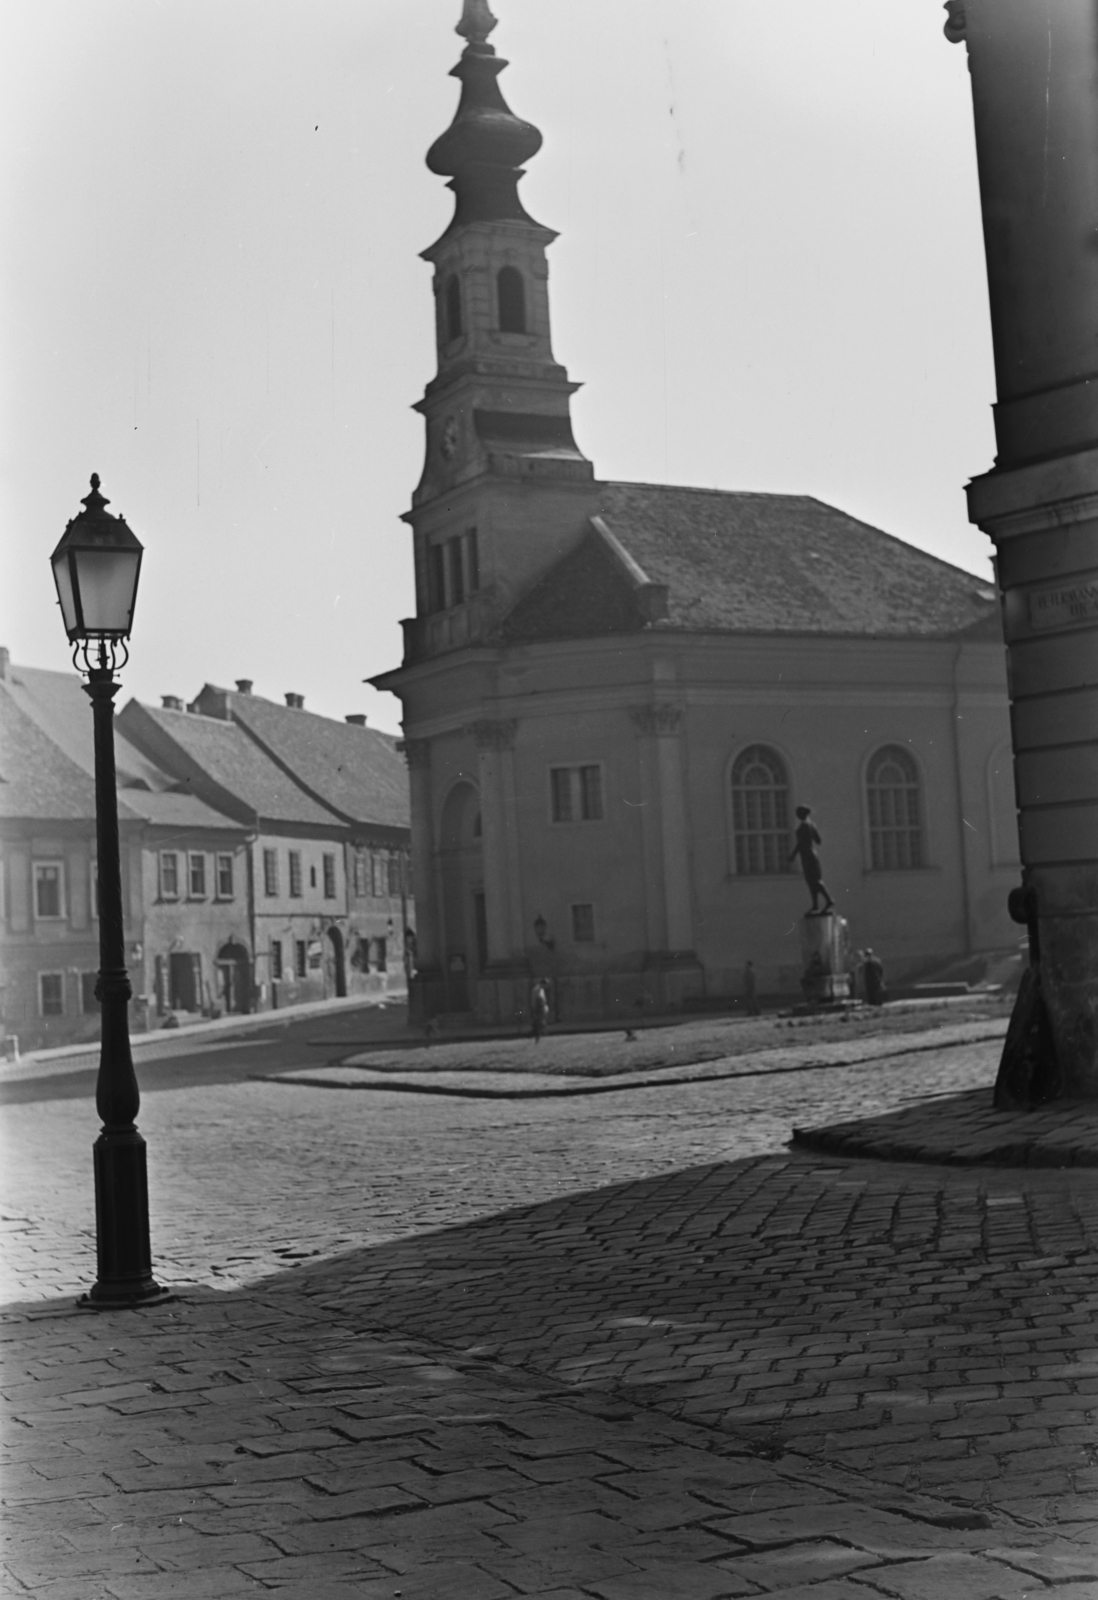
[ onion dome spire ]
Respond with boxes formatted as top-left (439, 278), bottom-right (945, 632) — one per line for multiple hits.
top-left (426, 0), bottom-right (544, 231)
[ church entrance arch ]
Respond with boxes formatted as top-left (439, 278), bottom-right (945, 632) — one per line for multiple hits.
top-left (216, 939), bottom-right (251, 1015)
top-left (438, 780), bottom-right (483, 1012)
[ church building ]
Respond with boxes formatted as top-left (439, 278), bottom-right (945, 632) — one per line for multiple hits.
top-left (373, 0), bottom-right (1019, 1024)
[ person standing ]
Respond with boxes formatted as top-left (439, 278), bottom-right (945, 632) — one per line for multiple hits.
top-left (530, 979), bottom-right (551, 1043)
top-left (863, 949), bottom-right (886, 1007)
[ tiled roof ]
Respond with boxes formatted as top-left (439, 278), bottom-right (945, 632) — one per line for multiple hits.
top-left (1, 665), bottom-right (242, 832)
top-left (577, 483), bottom-right (1001, 639)
top-left (222, 692), bottom-right (409, 831)
top-left (0, 684), bottom-right (138, 822)
top-left (120, 703), bottom-right (342, 829)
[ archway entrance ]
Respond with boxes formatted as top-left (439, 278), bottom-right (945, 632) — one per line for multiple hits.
top-left (324, 925), bottom-right (347, 998)
top-left (216, 939), bottom-right (251, 1015)
top-left (438, 780), bottom-right (483, 1013)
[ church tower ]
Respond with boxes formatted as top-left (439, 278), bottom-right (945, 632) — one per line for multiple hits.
top-left (403, 0), bottom-right (598, 663)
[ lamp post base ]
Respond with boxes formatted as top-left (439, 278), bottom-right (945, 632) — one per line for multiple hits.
top-left (83, 1126), bottom-right (168, 1306)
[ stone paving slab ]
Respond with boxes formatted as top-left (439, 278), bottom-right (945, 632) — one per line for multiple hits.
top-left (793, 1086), bottom-right (1098, 1168)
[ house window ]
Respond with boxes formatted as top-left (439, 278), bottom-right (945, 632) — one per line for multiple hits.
top-left (216, 854), bottom-right (234, 899)
top-left (263, 848), bottom-right (279, 897)
top-left (159, 852), bottom-right (179, 901)
top-left (294, 939), bottom-right (307, 978)
top-left (867, 745), bottom-right (923, 870)
top-left (81, 971), bottom-right (99, 1013)
top-left (497, 266), bottom-right (526, 333)
top-left (39, 972), bottom-right (64, 1016)
top-left (370, 852), bottom-right (382, 898)
top-left (550, 765), bottom-right (603, 823)
top-left (353, 851), bottom-right (367, 896)
top-left (322, 853), bottom-right (336, 899)
top-left (309, 864), bottom-right (317, 889)
top-left (34, 862), bottom-right (64, 920)
top-left (445, 273), bottom-right (462, 341)
top-left (188, 853), bottom-right (207, 898)
top-left (731, 745), bottom-right (791, 875)
top-left (387, 854), bottom-right (403, 896)
top-left (571, 903), bottom-right (595, 943)
top-left (376, 936), bottom-right (388, 972)
top-left (288, 851), bottom-right (302, 898)
top-left (270, 940), bottom-right (283, 981)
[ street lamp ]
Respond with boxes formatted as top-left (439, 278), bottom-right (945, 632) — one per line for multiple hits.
top-left (51, 474), bottom-right (166, 1306)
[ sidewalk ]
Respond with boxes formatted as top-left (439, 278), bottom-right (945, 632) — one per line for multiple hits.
top-left (3, 1053), bottom-right (1097, 1596)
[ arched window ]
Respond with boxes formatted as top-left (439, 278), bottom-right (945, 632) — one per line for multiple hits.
top-left (731, 745), bottom-right (791, 874)
top-left (445, 274), bottom-right (463, 342)
top-left (497, 266), bottom-right (526, 333)
top-left (866, 745), bottom-right (923, 869)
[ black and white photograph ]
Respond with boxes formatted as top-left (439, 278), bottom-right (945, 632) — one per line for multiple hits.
top-left (1, 0), bottom-right (1096, 1593)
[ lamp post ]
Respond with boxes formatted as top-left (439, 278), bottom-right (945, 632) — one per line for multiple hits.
top-left (51, 474), bottom-right (166, 1305)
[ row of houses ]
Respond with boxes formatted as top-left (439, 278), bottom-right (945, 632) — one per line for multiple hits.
top-left (0, 650), bottom-right (412, 1051)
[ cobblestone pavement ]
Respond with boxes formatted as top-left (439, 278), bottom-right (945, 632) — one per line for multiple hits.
top-left (2, 1025), bottom-right (1097, 1595)
top-left (2, 1033), bottom-right (1003, 1298)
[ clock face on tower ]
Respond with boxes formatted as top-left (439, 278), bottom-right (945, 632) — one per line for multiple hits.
top-left (439, 414), bottom-right (459, 461)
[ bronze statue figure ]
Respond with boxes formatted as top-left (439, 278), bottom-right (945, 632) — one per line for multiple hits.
top-left (789, 805), bottom-right (835, 914)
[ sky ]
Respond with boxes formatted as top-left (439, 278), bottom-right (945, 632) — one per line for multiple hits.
top-left (0, 0), bottom-right (996, 735)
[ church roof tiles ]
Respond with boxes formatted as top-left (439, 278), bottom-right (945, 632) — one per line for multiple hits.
top-left (503, 482), bottom-right (1000, 644)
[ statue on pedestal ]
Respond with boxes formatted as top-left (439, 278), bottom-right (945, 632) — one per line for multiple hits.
top-left (789, 805), bottom-right (835, 914)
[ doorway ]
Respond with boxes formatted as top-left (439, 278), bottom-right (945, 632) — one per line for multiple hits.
top-left (216, 940), bottom-right (251, 1014)
top-left (325, 925), bottom-right (347, 997)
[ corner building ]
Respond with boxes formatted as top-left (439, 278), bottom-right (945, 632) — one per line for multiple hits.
top-left (374, 1), bottom-right (1020, 1025)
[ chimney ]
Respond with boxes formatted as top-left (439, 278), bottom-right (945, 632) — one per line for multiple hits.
top-left (235, 679), bottom-right (253, 694)
top-left (284, 693), bottom-right (305, 710)
top-left (344, 713), bottom-right (368, 726)
top-left (161, 695), bottom-right (184, 711)
top-left (0, 647), bottom-right (9, 680)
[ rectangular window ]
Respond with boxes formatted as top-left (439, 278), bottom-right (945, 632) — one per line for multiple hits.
top-left (376, 936), bottom-right (388, 973)
top-left (571, 903), bottom-right (596, 943)
top-left (270, 940), bottom-right (283, 981)
top-left (288, 851), bottom-right (302, 898)
top-left (550, 765), bottom-right (604, 823)
top-left (387, 855), bottom-right (402, 896)
top-left (188, 853), bottom-right (207, 898)
top-left (322, 853), bottom-right (336, 899)
top-left (429, 544), bottom-right (446, 613)
top-left (263, 848), bottom-right (279, 897)
top-left (34, 862), bottom-right (64, 920)
top-left (370, 851), bottom-right (382, 898)
top-left (159, 852), bottom-right (179, 900)
top-left (81, 971), bottom-right (99, 1013)
top-left (352, 851), bottom-right (367, 896)
top-left (216, 854), bottom-right (234, 899)
top-left (465, 528), bottom-right (479, 592)
top-left (294, 939), bottom-right (307, 978)
top-left (448, 535), bottom-right (465, 605)
top-left (39, 972), bottom-right (64, 1016)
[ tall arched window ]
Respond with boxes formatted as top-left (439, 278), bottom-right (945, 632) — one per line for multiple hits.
top-left (497, 266), bottom-right (526, 333)
top-left (731, 745), bottom-right (791, 874)
top-left (866, 745), bottom-right (923, 869)
top-left (445, 274), bottom-right (463, 342)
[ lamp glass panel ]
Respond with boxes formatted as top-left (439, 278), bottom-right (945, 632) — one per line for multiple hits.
top-left (51, 551), bottom-right (79, 636)
top-left (71, 547), bottom-right (140, 634)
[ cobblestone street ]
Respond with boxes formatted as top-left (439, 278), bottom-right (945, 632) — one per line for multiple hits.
top-left (2, 1019), bottom-right (1096, 1595)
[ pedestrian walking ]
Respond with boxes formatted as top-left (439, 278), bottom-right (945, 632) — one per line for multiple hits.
top-left (530, 979), bottom-right (550, 1043)
top-left (863, 948), bottom-right (886, 1006)
top-left (742, 960), bottom-right (760, 1016)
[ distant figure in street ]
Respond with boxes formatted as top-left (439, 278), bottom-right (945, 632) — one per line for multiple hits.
top-left (530, 980), bottom-right (551, 1043)
top-left (742, 960), bottom-right (760, 1016)
top-left (789, 805), bottom-right (835, 914)
top-left (863, 948), bottom-right (886, 1006)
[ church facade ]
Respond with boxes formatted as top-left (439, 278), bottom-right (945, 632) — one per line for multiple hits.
top-left (373, 0), bottom-right (1019, 1024)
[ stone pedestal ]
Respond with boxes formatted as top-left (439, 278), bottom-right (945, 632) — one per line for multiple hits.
top-left (798, 912), bottom-right (852, 1006)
